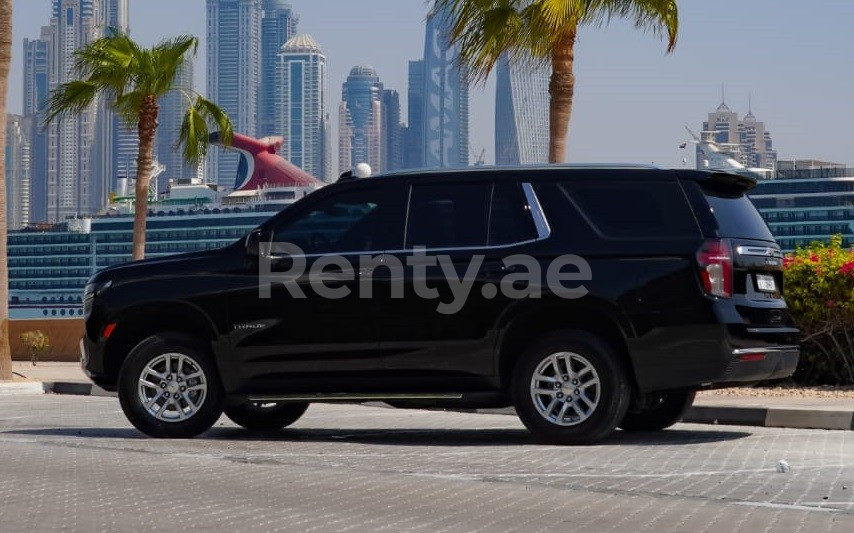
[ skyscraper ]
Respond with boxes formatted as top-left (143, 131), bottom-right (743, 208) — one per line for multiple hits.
top-left (207, 0), bottom-right (262, 186)
top-left (157, 59), bottom-right (198, 190)
top-left (381, 89), bottom-right (404, 172)
top-left (277, 35), bottom-right (331, 181)
top-left (422, 6), bottom-right (469, 168)
top-left (5, 115), bottom-right (32, 229)
top-left (339, 65), bottom-right (383, 174)
top-left (47, 0), bottom-right (100, 222)
top-left (403, 60), bottom-right (424, 169)
top-left (94, 0), bottom-right (131, 208)
top-left (495, 54), bottom-right (549, 165)
top-left (260, 0), bottom-right (298, 138)
top-left (23, 27), bottom-right (51, 222)
top-left (698, 95), bottom-right (777, 170)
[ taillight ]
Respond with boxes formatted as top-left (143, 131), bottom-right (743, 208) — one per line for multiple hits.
top-left (696, 238), bottom-right (733, 298)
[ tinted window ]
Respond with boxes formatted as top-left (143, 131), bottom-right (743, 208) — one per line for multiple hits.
top-left (406, 182), bottom-right (490, 248)
top-left (489, 182), bottom-right (537, 245)
top-left (272, 187), bottom-right (389, 254)
top-left (559, 180), bottom-right (699, 239)
top-left (703, 190), bottom-right (775, 241)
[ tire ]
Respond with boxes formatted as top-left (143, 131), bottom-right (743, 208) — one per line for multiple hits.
top-left (512, 330), bottom-right (631, 445)
top-left (619, 391), bottom-right (696, 431)
top-left (118, 333), bottom-right (224, 438)
top-left (224, 401), bottom-right (309, 431)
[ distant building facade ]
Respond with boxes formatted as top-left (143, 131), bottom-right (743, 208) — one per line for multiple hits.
top-left (421, 6), bottom-right (469, 168)
top-left (403, 60), bottom-right (424, 169)
top-left (495, 54), bottom-right (549, 165)
top-left (381, 89), bottom-right (404, 172)
top-left (207, 0), bottom-right (262, 186)
top-left (47, 0), bottom-right (101, 222)
top-left (339, 65), bottom-right (383, 174)
top-left (259, 0), bottom-right (298, 138)
top-left (157, 60), bottom-right (198, 190)
top-left (22, 27), bottom-right (51, 222)
top-left (277, 35), bottom-right (331, 182)
top-left (698, 98), bottom-right (777, 171)
top-left (5, 115), bottom-right (32, 229)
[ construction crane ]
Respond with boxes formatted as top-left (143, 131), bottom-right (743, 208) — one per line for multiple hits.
top-left (471, 148), bottom-right (487, 166)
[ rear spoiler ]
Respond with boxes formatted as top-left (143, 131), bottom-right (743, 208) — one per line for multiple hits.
top-left (678, 170), bottom-right (758, 194)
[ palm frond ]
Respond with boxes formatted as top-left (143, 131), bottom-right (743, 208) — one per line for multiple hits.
top-left (148, 35), bottom-right (198, 96)
top-left (43, 80), bottom-right (100, 126)
top-left (178, 96), bottom-right (233, 168)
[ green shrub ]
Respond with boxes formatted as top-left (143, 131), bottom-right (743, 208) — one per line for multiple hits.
top-left (783, 235), bottom-right (854, 384)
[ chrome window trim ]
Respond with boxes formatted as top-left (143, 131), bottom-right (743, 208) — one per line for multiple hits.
top-left (522, 182), bottom-right (551, 240)
top-left (263, 181), bottom-right (553, 259)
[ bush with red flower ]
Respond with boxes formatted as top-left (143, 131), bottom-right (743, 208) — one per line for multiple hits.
top-left (783, 235), bottom-right (854, 384)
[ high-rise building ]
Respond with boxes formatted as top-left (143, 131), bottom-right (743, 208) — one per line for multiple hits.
top-left (157, 59), bottom-right (198, 190)
top-left (94, 0), bottom-right (132, 208)
top-left (260, 0), bottom-right (298, 138)
top-left (339, 65), bottom-right (383, 174)
top-left (403, 60), bottom-right (424, 169)
top-left (47, 0), bottom-right (101, 222)
top-left (207, 0), bottom-right (262, 186)
top-left (495, 54), bottom-right (549, 165)
top-left (698, 95), bottom-right (777, 170)
top-left (277, 35), bottom-right (331, 181)
top-left (422, 6), bottom-right (469, 168)
top-left (23, 27), bottom-right (51, 222)
top-left (5, 115), bottom-right (32, 229)
top-left (381, 89), bottom-right (404, 172)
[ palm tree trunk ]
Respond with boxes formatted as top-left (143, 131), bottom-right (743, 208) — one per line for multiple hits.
top-left (548, 29), bottom-right (577, 164)
top-left (0, 0), bottom-right (14, 381)
top-left (131, 96), bottom-right (159, 261)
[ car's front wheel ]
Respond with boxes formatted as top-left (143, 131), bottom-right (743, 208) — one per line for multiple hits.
top-left (512, 331), bottom-right (631, 445)
top-left (118, 333), bottom-right (224, 438)
top-left (224, 401), bottom-right (309, 431)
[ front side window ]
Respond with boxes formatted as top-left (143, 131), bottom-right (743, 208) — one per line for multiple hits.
top-left (271, 186), bottom-right (394, 254)
top-left (406, 182), bottom-right (490, 249)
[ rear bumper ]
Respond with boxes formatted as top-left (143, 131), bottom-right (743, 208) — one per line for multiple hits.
top-left (717, 345), bottom-right (800, 384)
top-left (628, 323), bottom-right (800, 392)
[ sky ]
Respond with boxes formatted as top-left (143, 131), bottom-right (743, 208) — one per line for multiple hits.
top-left (7, 0), bottom-right (854, 168)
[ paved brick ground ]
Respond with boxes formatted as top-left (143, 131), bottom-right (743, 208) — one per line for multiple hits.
top-left (1, 395), bottom-right (853, 532)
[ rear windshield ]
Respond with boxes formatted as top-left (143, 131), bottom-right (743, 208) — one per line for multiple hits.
top-left (704, 191), bottom-right (774, 242)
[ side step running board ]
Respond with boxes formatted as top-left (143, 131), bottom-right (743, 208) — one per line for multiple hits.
top-left (247, 392), bottom-right (464, 403)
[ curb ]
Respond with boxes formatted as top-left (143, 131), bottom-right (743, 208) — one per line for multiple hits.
top-left (0, 381), bottom-right (45, 395)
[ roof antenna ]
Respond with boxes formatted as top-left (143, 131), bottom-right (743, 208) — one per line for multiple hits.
top-left (748, 91), bottom-right (752, 114)
top-left (721, 82), bottom-right (725, 106)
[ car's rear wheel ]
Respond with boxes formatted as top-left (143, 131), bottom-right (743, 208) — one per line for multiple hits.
top-left (118, 333), bottom-right (224, 438)
top-left (619, 391), bottom-right (696, 431)
top-left (224, 401), bottom-right (309, 431)
top-left (512, 330), bottom-right (631, 445)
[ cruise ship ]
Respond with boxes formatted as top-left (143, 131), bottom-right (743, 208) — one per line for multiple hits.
top-left (6, 133), bottom-right (323, 357)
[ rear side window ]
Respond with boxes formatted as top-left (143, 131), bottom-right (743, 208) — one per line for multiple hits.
top-left (558, 180), bottom-right (699, 239)
top-left (489, 181), bottom-right (538, 245)
top-left (703, 189), bottom-right (775, 242)
top-left (406, 182), bottom-right (490, 248)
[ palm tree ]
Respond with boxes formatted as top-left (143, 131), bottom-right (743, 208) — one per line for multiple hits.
top-left (434, 0), bottom-right (678, 163)
top-left (45, 32), bottom-right (233, 261)
top-left (0, 0), bottom-right (13, 381)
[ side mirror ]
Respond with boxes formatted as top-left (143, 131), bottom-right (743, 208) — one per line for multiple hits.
top-left (245, 229), bottom-right (265, 257)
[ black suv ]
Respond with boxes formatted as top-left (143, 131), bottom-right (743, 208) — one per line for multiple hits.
top-left (81, 166), bottom-right (799, 443)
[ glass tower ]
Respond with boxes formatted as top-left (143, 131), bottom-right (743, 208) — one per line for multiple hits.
top-left (339, 65), bottom-right (383, 174)
top-left (277, 35), bottom-right (331, 182)
top-left (260, 0), bottom-right (298, 138)
top-left (495, 54), bottom-right (549, 165)
top-left (422, 6), bottom-right (469, 168)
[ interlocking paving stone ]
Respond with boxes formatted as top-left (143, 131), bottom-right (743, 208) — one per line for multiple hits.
top-left (1, 395), bottom-right (853, 532)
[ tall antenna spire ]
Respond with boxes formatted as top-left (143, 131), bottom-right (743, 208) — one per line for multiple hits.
top-left (748, 91), bottom-right (752, 114)
top-left (721, 82), bottom-right (725, 105)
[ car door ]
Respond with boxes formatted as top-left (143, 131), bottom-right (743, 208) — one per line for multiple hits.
top-left (226, 182), bottom-right (406, 393)
top-left (375, 178), bottom-right (542, 390)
